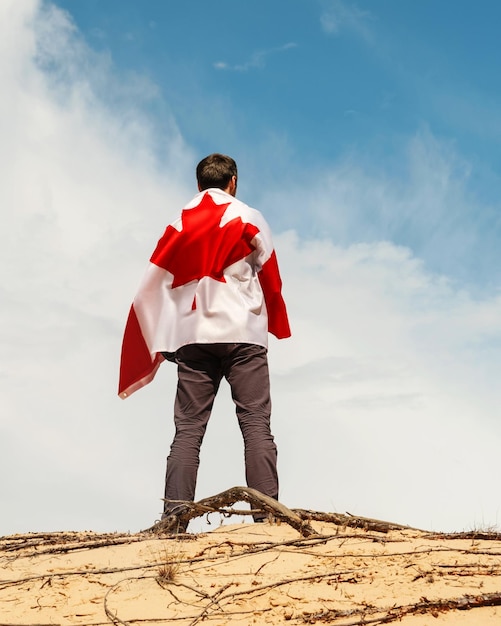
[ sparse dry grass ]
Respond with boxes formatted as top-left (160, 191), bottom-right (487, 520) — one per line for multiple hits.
top-left (154, 544), bottom-right (184, 586)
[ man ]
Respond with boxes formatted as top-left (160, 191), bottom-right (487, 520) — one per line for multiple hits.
top-left (119, 153), bottom-right (291, 527)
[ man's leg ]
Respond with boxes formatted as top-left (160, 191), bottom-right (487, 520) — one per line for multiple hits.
top-left (163, 345), bottom-right (222, 516)
top-left (223, 344), bottom-right (279, 505)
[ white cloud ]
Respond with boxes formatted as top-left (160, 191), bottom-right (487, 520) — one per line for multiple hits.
top-left (214, 42), bottom-right (297, 72)
top-left (320, 0), bottom-right (374, 40)
top-left (0, 0), bottom-right (194, 533)
top-left (1, 0), bottom-right (500, 537)
top-left (271, 233), bottom-right (501, 530)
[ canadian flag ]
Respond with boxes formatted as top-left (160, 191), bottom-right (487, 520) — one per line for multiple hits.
top-left (118, 190), bottom-right (290, 398)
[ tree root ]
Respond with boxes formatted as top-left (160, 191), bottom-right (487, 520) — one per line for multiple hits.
top-left (143, 486), bottom-right (317, 537)
top-left (293, 509), bottom-right (422, 534)
top-left (143, 486), bottom-right (423, 538)
top-left (302, 592), bottom-right (501, 624)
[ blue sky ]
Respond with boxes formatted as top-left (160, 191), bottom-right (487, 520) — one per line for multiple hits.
top-left (51, 0), bottom-right (501, 286)
top-left (52, 0), bottom-right (501, 157)
top-left (1, 0), bottom-right (501, 535)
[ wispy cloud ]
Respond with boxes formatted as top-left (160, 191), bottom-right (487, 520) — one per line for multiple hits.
top-left (320, 0), bottom-right (374, 40)
top-left (260, 126), bottom-right (500, 289)
top-left (214, 42), bottom-right (297, 72)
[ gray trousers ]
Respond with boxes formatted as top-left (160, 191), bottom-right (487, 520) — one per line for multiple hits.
top-left (163, 343), bottom-right (278, 516)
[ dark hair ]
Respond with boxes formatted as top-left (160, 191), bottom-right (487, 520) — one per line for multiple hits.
top-left (196, 153), bottom-right (238, 191)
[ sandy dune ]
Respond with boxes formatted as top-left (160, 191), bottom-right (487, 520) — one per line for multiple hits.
top-left (2, 514), bottom-right (501, 625)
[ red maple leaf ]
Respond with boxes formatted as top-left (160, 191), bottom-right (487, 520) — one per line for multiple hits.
top-left (151, 192), bottom-right (259, 289)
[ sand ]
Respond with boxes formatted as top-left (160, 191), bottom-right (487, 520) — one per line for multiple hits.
top-left (1, 516), bottom-right (501, 625)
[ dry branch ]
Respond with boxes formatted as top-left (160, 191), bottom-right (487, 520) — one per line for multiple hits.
top-left (424, 531), bottom-right (501, 541)
top-left (0, 532), bottom-right (140, 558)
top-left (293, 509), bottom-right (421, 534)
top-left (145, 486), bottom-right (317, 537)
top-left (104, 582), bottom-right (132, 626)
top-left (302, 592), bottom-right (501, 625)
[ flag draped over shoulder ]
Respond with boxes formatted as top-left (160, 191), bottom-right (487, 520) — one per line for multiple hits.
top-left (118, 189), bottom-right (290, 399)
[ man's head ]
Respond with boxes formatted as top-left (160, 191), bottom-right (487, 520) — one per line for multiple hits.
top-left (196, 153), bottom-right (238, 196)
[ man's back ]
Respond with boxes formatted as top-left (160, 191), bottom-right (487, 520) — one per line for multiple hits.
top-left (119, 185), bottom-right (289, 399)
